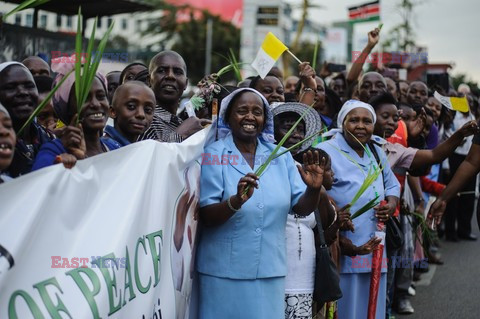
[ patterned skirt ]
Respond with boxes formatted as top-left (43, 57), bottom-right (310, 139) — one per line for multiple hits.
top-left (285, 293), bottom-right (313, 319)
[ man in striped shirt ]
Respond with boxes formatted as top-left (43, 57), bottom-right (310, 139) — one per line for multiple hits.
top-left (139, 51), bottom-right (210, 142)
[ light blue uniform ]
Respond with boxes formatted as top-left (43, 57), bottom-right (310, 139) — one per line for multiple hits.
top-left (197, 133), bottom-right (306, 318)
top-left (317, 132), bottom-right (400, 319)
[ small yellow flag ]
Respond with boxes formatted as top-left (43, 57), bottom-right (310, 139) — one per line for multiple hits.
top-left (261, 32), bottom-right (288, 60)
top-left (449, 96), bottom-right (470, 113)
top-left (252, 32), bottom-right (289, 78)
top-left (434, 91), bottom-right (469, 113)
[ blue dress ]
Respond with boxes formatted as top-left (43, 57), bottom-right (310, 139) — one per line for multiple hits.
top-left (316, 132), bottom-right (400, 319)
top-left (197, 133), bottom-right (306, 319)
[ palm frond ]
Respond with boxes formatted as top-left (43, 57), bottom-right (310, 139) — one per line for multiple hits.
top-left (17, 70), bottom-right (74, 136)
top-left (74, 8), bottom-right (114, 124)
top-left (2, 0), bottom-right (50, 20)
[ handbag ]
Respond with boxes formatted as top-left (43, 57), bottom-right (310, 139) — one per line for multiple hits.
top-left (386, 215), bottom-right (404, 250)
top-left (368, 141), bottom-right (405, 251)
top-left (312, 209), bottom-right (343, 305)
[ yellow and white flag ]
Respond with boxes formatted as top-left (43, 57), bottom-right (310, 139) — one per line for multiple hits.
top-left (251, 32), bottom-right (288, 78)
top-left (434, 91), bottom-right (470, 113)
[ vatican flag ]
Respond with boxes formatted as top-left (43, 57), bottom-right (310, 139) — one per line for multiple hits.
top-left (251, 32), bottom-right (288, 79)
top-left (434, 91), bottom-right (470, 113)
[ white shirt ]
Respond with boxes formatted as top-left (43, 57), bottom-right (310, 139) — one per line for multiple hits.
top-left (285, 213), bottom-right (316, 293)
top-left (449, 111), bottom-right (475, 156)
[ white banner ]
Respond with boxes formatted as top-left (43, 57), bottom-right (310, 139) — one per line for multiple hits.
top-left (0, 128), bottom-right (209, 319)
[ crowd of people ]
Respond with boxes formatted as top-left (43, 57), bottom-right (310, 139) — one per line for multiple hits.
top-left (1, 26), bottom-right (480, 319)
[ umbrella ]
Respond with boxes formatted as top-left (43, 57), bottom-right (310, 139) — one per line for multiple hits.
top-left (367, 200), bottom-right (387, 319)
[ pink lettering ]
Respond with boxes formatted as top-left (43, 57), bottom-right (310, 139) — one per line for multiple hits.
top-left (221, 154), bottom-right (229, 165)
top-left (61, 257), bottom-right (71, 268)
top-left (230, 155), bottom-right (239, 165)
top-left (51, 256), bottom-right (61, 268)
top-left (71, 257), bottom-right (79, 268)
top-left (79, 257), bottom-right (89, 268)
top-left (351, 256), bottom-right (361, 268)
top-left (211, 155), bottom-right (220, 166)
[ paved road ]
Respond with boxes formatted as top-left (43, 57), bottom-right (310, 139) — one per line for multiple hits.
top-left (396, 216), bottom-right (480, 319)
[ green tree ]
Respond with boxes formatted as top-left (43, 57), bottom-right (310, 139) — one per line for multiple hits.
top-left (144, 4), bottom-right (240, 84)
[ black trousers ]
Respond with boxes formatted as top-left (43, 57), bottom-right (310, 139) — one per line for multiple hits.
top-left (445, 153), bottom-right (477, 237)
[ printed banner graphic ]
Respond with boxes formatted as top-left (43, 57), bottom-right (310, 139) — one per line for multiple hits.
top-left (0, 129), bottom-right (208, 319)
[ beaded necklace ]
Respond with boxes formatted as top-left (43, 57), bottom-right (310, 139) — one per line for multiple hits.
top-left (294, 214), bottom-right (305, 260)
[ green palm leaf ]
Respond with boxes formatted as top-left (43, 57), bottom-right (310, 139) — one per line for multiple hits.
top-left (2, 0), bottom-right (50, 20)
top-left (17, 69), bottom-right (74, 136)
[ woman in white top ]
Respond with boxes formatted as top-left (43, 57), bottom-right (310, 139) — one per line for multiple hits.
top-left (272, 102), bottom-right (322, 318)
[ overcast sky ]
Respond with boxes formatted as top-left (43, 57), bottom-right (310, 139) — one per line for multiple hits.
top-left (286, 0), bottom-right (480, 84)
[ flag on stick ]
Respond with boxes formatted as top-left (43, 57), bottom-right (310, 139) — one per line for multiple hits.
top-left (434, 91), bottom-right (470, 113)
top-left (251, 32), bottom-right (288, 78)
top-left (348, 0), bottom-right (380, 23)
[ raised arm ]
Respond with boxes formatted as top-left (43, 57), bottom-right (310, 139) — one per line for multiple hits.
top-left (292, 151), bottom-right (324, 215)
top-left (428, 143), bottom-right (480, 223)
top-left (346, 28), bottom-right (380, 85)
top-left (410, 120), bottom-right (478, 169)
top-left (298, 62), bottom-right (317, 106)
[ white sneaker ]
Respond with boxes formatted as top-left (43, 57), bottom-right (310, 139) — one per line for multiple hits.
top-left (396, 299), bottom-right (414, 314)
top-left (408, 286), bottom-right (416, 296)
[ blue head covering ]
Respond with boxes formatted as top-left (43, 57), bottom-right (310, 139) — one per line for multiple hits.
top-left (209, 88), bottom-right (275, 145)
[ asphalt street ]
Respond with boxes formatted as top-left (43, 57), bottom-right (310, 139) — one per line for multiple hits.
top-left (397, 216), bottom-right (480, 319)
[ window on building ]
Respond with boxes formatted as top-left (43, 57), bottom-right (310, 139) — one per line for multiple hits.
top-left (56, 14), bottom-right (62, 27)
top-left (15, 14), bottom-right (21, 25)
top-left (26, 14), bottom-right (33, 27)
top-left (97, 18), bottom-right (102, 28)
top-left (66, 16), bottom-right (72, 28)
top-left (136, 20), bottom-right (142, 32)
top-left (107, 17), bottom-right (113, 27)
top-left (122, 18), bottom-right (128, 30)
top-left (40, 14), bottom-right (48, 28)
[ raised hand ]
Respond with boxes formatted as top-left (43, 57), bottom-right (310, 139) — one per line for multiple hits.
top-left (458, 120), bottom-right (479, 138)
top-left (405, 109), bottom-right (427, 139)
top-left (367, 28), bottom-right (380, 49)
top-left (297, 150), bottom-right (325, 190)
top-left (298, 62), bottom-right (316, 90)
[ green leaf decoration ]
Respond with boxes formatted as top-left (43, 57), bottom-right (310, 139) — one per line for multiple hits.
top-left (74, 7), bottom-right (114, 124)
top-left (17, 69), bottom-right (74, 136)
top-left (350, 196), bottom-right (380, 220)
top-left (2, 0), bottom-right (50, 21)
